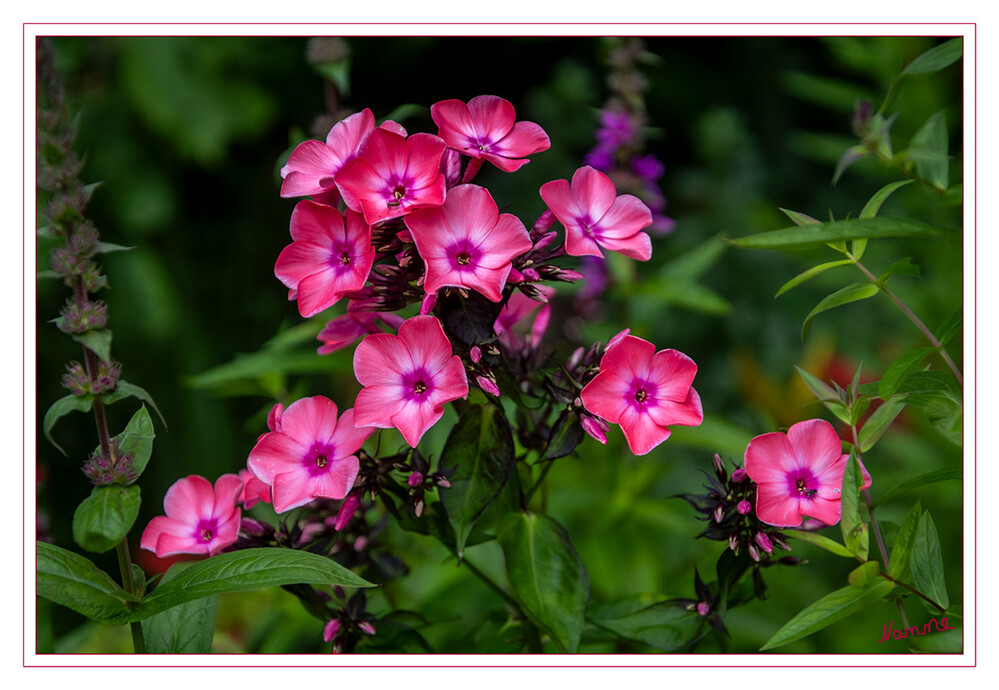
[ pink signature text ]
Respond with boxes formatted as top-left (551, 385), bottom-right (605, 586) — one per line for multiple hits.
top-left (878, 617), bottom-right (955, 643)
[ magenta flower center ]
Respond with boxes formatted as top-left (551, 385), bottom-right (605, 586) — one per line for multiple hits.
top-left (786, 468), bottom-right (819, 499)
top-left (627, 378), bottom-right (657, 412)
top-left (403, 368), bottom-right (433, 402)
top-left (194, 518), bottom-right (218, 543)
top-left (304, 441), bottom-right (337, 476)
top-left (448, 241), bottom-right (479, 270)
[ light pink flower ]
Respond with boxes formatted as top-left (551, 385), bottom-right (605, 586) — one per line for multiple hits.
top-left (352, 315), bottom-right (469, 447)
top-left (579, 335), bottom-right (703, 455)
top-left (405, 184), bottom-right (532, 302)
top-left (280, 109), bottom-right (406, 200)
top-left (540, 165), bottom-right (653, 261)
top-left (316, 310), bottom-right (404, 355)
top-left (274, 202), bottom-right (375, 317)
top-left (430, 95), bottom-right (550, 173)
top-left (237, 468), bottom-right (272, 509)
top-left (247, 396), bottom-right (374, 513)
top-left (140, 474), bottom-right (243, 557)
top-left (335, 128), bottom-right (447, 226)
top-left (744, 419), bottom-right (873, 527)
top-left (494, 286), bottom-right (555, 350)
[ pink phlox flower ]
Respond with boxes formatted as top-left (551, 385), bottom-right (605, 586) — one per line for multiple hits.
top-left (237, 468), bottom-right (272, 509)
top-left (140, 474), bottom-right (243, 558)
top-left (579, 335), bottom-right (703, 455)
top-left (405, 184), bottom-right (533, 302)
top-left (430, 95), bottom-right (550, 173)
top-left (744, 419), bottom-right (873, 528)
top-left (540, 165), bottom-right (654, 261)
top-left (247, 396), bottom-right (374, 513)
top-left (274, 202), bottom-right (375, 318)
top-left (494, 286), bottom-right (555, 350)
top-left (280, 109), bottom-right (406, 200)
top-left (352, 315), bottom-right (469, 447)
top-left (335, 128), bottom-right (447, 226)
top-left (316, 309), bottom-right (404, 355)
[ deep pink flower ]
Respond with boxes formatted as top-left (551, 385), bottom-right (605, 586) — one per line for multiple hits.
top-left (430, 95), bottom-right (550, 173)
top-left (335, 128), bottom-right (447, 226)
top-left (274, 202), bottom-right (375, 317)
top-left (744, 419), bottom-right (873, 528)
top-left (494, 286), bottom-right (554, 350)
top-left (540, 165), bottom-right (653, 261)
top-left (237, 468), bottom-right (272, 509)
top-left (140, 474), bottom-right (243, 557)
top-left (316, 310), bottom-right (404, 355)
top-left (247, 396), bottom-right (374, 513)
top-left (280, 109), bottom-right (406, 200)
top-left (352, 315), bottom-right (469, 447)
top-left (405, 184), bottom-right (532, 302)
top-left (579, 335), bottom-right (703, 455)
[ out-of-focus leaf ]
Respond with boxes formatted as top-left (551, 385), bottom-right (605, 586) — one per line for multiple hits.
top-left (380, 103), bottom-right (427, 125)
top-left (935, 310), bottom-right (962, 346)
top-left (785, 530), bottom-right (856, 559)
top-left (775, 260), bottom-right (853, 298)
top-left (907, 627), bottom-right (963, 653)
top-left (778, 207), bottom-right (821, 227)
top-left (43, 394), bottom-right (95, 455)
top-left (730, 217), bottom-right (948, 251)
top-left (802, 283), bottom-right (880, 342)
top-left (94, 241), bottom-right (136, 254)
top-left (908, 110), bottom-right (950, 190)
top-left (901, 38), bottom-right (962, 76)
top-left (860, 180), bottom-right (914, 219)
top-left (72, 329), bottom-right (112, 364)
top-left (879, 347), bottom-right (936, 399)
top-left (872, 470), bottom-right (961, 510)
top-left (876, 257), bottom-right (921, 286)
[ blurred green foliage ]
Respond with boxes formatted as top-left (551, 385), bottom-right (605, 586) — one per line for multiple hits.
top-left (36, 35), bottom-right (963, 654)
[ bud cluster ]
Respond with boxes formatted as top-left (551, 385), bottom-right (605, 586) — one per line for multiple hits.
top-left (61, 359), bottom-right (121, 396)
top-left (81, 440), bottom-right (137, 486)
top-left (57, 298), bottom-right (109, 334)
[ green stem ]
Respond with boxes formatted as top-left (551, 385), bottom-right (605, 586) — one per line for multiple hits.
top-left (874, 150), bottom-right (948, 196)
top-left (116, 539), bottom-right (145, 653)
top-left (523, 459), bottom-right (554, 506)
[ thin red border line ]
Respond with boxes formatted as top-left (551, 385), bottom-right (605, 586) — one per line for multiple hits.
top-left (22, 22), bottom-right (27, 671)
top-left (23, 28), bottom-right (975, 668)
top-left (19, 21), bottom-right (979, 25)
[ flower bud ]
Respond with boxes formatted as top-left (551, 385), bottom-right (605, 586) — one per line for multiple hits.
top-left (581, 415), bottom-right (609, 445)
top-left (407, 471), bottom-right (424, 488)
top-left (434, 474), bottom-right (451, 489)
top-left (323, 619), bottom-right (341, 643)
top-left (696, 602), bottom-right (710, 616)
top-left (737, 500), bottom-right (752, 516)
top-left (414, 497), bottom-right (424, 517)
top-left (531, 209), bottom-right (556, 237)
top-left (748, 544), bottom-right (761, 562)
top-left (469, 346), bottom-right (482, 363)
top-left (712, 453), bottom-right (725, 475)
top-left (731, 467), bottom-right (747, 482)
top-left (728, 534), bottom-right (740, 553)
top-left (357, 621), bottom-right (376, 636)
top-left (475, 375), bottom-right (501, 397)
top-left (240, 517), bottom-right (272, 538)
top-left (334, 494), bottom-right (361, 531)
top-left (354, 535), bottom-right (369, 552)
top-left (713, 504), bottom-right (724, 523)
top-left (755, 532), bottom-right (774, 554)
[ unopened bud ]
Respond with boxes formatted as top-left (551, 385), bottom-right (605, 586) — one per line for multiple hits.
top-left (731, 467), bottom-right (748, 482)
top-left (357, 621), bottom-right (376, 636)
top-left (323, 619), bottom-right (341, 643)
top-left (713, 504), bottom-right (724, 523)
top-left (737, 500), bottom-right (752, 516)
top-left (334, 494), bottom-right (361, 531)
top-left (354, 535), bottom-right (369, 551)
top-left (755, 532), bottom-right (774, 554)
top-left (531, 209), bottom-right (555, 237)
top-left (712, 453), bottom-right (725, 475)
top-left (240, 517), bottom-right (272, 538)
top-left (581, 415), bottom-right (608, 445)
top-left (470, 345), bottom-right (482, 363)
top-left (435, 475), bottom-right (451, 489)
top-left (475, 375), bottom-right (500, 397)
top-left (407, 471), bottom-right (424, 488)
top-left (748, 544), bottom-right (761, 562)
top-left (414, 497), bottom-right (424, 517)
top-left (696, 602), bottom-right (710, 616)
top-left (728, 534), bottom-right (740, 553)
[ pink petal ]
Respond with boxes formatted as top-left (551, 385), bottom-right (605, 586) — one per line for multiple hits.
top-left (155, 532), bottom-right (209, 557)
top-left (426, 356), bottom-right (470, 406)
top-left (648, 386), bottom-right (703, 428)
top-left (392, 399), bottom-right (445, 447)
top-left (597, 230), bottom-right (653, 261)
top-left (647, 349), bottom-right (699, 402)
top-left (398, 316), bottom-right (456, 375)
top-left (570, 166), bottom-right (617, 221)
top-left (539, 179), bottom-right (585, 224)
top-left (801, 494), bottom-right (843, 526)
top-left (353, 333), bottom-right (415, 384)
top-left (403, 133), bottom-right (447, 188)
top-left (476, 213), bottom-right (532, 265)
top-left (467, 95), bottom-right (516, 140)
top-left (207, 510), bottom-right (241, 556)
top-left (324, 109), bottom-right (375, 155)
top-left (353, 384), bottom-right (408, 429)
top-left (595, 195), bottom-right (653, 239)
top-left (480, 152), bottom-right (530, 173)
top-left (441, 185), bottom-right (500, 246)
top-left (247, 432), bottom-right (309, 484)
top-left (274, 241), bottom-right (331, 291)
top-left (599, 335), bottom-right (656, 382)
top-left (579, 371), bottom-right (632, 424)
top-left (787, 419), bottom-right (845, 476)
top-left (492, 120), bottom-right (550, 159)
top-left (280, 141), bottom-right (342, 198)
top-left (744, 431), bottom-right (799, 485)
top-left (280, 396), bottom-right (340, 446)
top-left (163, 475), bottom-right (215, 522)
top-left (310, 456), bottom-right (360, 500)
top-left (212, 474), bottom-right (244, 521)
top-left (356, 128), bottom-right (409, 178)
top-left (295, 269), bottom-right (346, 317)
top-left (755, 481), bottom-right (804, 527)
top-left (563, 223), bottom-right (606, 258)
top-left (140, 515), bottom-right (183, 554)
top-left (431, 99), bottom-right (476, 146)
top-left (334, 158), bottom-right (384, 215)
top-left (290, 199), bottom-right (344, 245)
top-left (618, 406), bottom-right (671, 455)
top-left (271, 470), bottom-right (321, 513)
top-left (330, 408), bottom-right (376, 457)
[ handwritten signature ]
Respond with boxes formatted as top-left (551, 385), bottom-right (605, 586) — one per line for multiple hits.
top-left (879, 616), bottom-right (955, 643)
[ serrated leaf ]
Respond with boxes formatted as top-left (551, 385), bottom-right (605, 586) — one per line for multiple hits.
top-left (860, 180), bottom-right (914, 219)
top-left (131, 548), bottom-right (373, 622)
top-left (730, 217), bottom-right (949, 251)
top-left (497, 513), bottom-right (589, 653)
top-left (872, 469), bottom-right (961, 510)
top-left (143, 562), bottom-right (218, 653)
top-left (72, 485), bottom-right (142, 554)
top-left (889, 501), bottom-right (922, 580)
top-left (43, 394), bottom-right (95, 455)
top-left (901, 38), bottom-right (962, 76)
top-left (775, 260), bottom-right (854, 298)
top-left (879, 347), bottom-right (936, 399)
top-left (36, 541), bottom-right (138, 625)
top-left (104, 381), bottom-right (167, 428)
top-left (439, 404), bottom-right (515, 557)
top-left (72, 329), bottom-right (112, 364)
top-left (785, 530), bottom-right (856, 559)
top-left (760, 577), bottom-right (894, 650)
top-left (802, 283), bottom-right (880, 342)
top-left (858, 398), bottom-right (907, 452)
top-left (588, 598), bottom-right (705, 652)
top-left (910, 511), bottom-right (949, 611)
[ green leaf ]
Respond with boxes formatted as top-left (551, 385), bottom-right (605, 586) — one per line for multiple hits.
top-left (876, 257), bottom-right (921, 286)
top-left (905, 390), bottom-right (963, 445)
top-left (540, 409), bottom-right (584, 463)
top-left (879, 347), bottom-right (936, 399)
top-left (841, 452), bottom-right (869, 560)
top-left (833, 145), bottom-right (871, 185)
top-left (439, 404), bottom-right (515, 557)
top-left (848, 560), bottom-right (882, 587)
top-left (901, 38), bottom-right (962, 76)
top-left (795, 366), bottom-right (840, 403)
top-left (785, 529), bottom-right (856, 559)
top-left (778, 207), bottom-right (821, 226)
top-left (889, 501), bottom-right (922, 580)
top-left (910, 511), bottom-right (949, 612)
top-left (760, 577), bottom-right (895, 650)
top-left (497, 513), bottom-right (589, 653)
top-left (43, 394), bottom-right (95, 455)
top-left (94, 241), bottom-right (136, 254)
top-left (907, 627), bottom-right (963, 653)
top-left (72, 329), bottom-right (112, 364)
top-left (909, 110), bottom-right (949, 190)
top-left (935, 310), bottom-right (962, 346)
top-left (104, 381), bottom-right (167, 428)
top-left (860, 180), bottom-right (914, 219)
top-left (36, 541), bottom-right (138, 625)
top-left (858, 398), bottom-right (907, 452)
top-left (113, 406), bottom-right (155, 483)
top-left (588, 598), bottom-right (705, 652)
top-left (72, 485), bottom-right (142, 554)
top-left (775, 260), bottom-right (854, 298)
top-left (131, 548), bottom-right (373, 622)
top-left (872, 469), bottom-right (961, 510)
top-left (142, 562), bottom-right (218, 653)
top-left (313, 59), bottom-right (350, 97)
top-left (730, 217), bottom-right (949, 251)
top-left (802, 283), bottom-right (880, 342)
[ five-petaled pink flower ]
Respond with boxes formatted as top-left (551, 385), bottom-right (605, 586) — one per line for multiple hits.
top-left (335, 128), bottom-right (447, 226)
top-left (744, 419), bottom-right (872, 528)
top-left (274, 202), bottom-right (375, 317)
top-left (247, 396), bottom-right (374, 513)
top-left (540, 165), bottom-right (653, 261)
top-left (430, 95), bottom-right (550, 172)
top-left (405, 184), bottom-right (533, 302)
top-left (280, 109), bottom-right (406, 201)
top-left (352, 315), bottom-right (469, 447)
top-left (580, 335), bottom-right (703, 455)
top-left (140, 474), bottom-right (243, 557)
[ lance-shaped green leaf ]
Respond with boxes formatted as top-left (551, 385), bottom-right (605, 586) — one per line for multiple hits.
top-left (785, 529), bottom-right (856, 559)
top-left (858, 398), bottom-right (906, 452)
top-left (43, 394), bottom-right (95, 455)
top-left (110, 406), bottom-right (155, 483)
top-left (910, 511), bottom-right (949, 612)
top-left (131, 548), bottom-right (373, 621)
top-left (840, 452), bottom-right (869, 560)
top-left (861, 180), bottom-right (914, 219)
top-left (72, 485), bottom-right (142, 554)
top-left (877, 257), bottom-right (921, 286)
top-left (779, 207), bottom-right (821, 226)
top-left (104, 380), bottom-right (167, 427)
top-left (498, 513), bottom-right (589, 652)
top-left (588, 597), bottom-right (705, 652)
top-left (775, 260), bottom-right (854, 298)
top-left (730, 217), bottom-right (947, 251)
top-left (908, 110), bottom-right (949, 191)
top-left (889, 501), bottom-right (922, 580)
top-left (802, 283), bottom-right (880, 342)
top-left (439, 404), bottom-right (515, 557)
top-left (760, 576), bottom-right (894, 650)
top-left (872, 470), bottom-right (961, 510)
top-left (879, 347), bottom-right (936, 399)
top-left (94, 241), bottom-right (136, 254)
top-left (848, 559), bottom-right (882, 587)
top-left (36, 541), bottom-right (139, 625)
top-left (143, 562), bottom-right (218, 653)
top-left (935, 310), bottom-right (962, 346)
top-left (72, 329), bottom-right (112, 364)
top-left (901, 38), bottom-right (962, 76)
